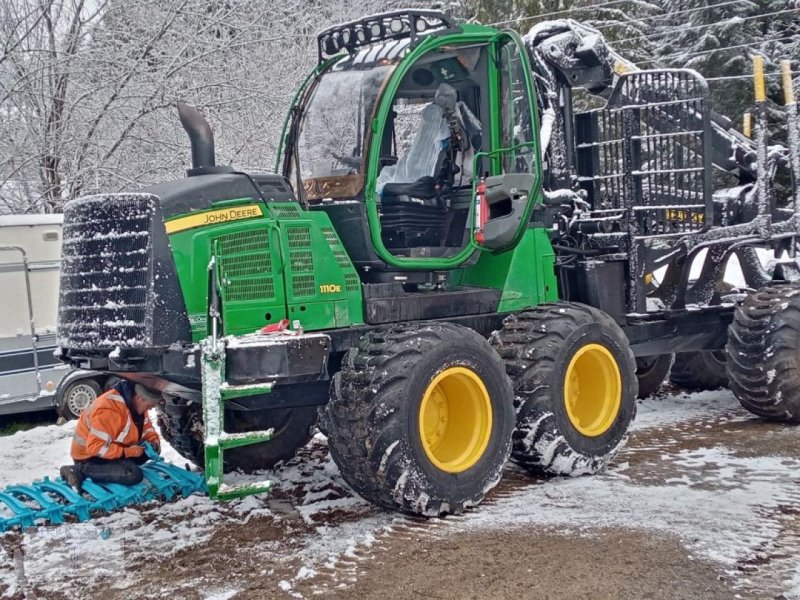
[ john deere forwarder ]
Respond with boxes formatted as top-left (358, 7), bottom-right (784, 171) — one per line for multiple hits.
top-left (56, 11), bottom-right (800, 515)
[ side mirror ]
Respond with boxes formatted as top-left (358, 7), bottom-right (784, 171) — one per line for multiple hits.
top-left (478, 173), bottom-right (536, 250)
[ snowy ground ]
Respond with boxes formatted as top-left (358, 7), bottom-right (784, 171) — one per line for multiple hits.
top-left (0, 389), bottom-right (799, 599)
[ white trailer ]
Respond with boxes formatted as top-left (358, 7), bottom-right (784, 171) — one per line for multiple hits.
top-left (0, 214), bottom-right (106, 418)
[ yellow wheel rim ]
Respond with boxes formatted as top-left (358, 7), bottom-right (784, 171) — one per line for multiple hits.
top-left (564, 343), bottom-right (622, 437)
top-left (418, 367), bottom-right (493, 473)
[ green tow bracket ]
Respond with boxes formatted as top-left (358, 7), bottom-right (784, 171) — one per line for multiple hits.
top-left (200, 336), bottom-right (274, 500)
top-left (218, 430), bottom-right (274, 451)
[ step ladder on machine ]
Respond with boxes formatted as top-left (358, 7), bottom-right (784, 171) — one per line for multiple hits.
top-left (200, 336), bottom-right (275, 500)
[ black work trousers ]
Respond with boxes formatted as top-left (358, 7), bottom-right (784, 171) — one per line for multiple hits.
top-left (75, 455), bottom-right (147, 486)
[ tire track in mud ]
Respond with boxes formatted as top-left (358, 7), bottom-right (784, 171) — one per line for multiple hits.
top-left (289, 460), bottom-right (583, 597)
top-left (291, 396), bottom-right (800, 598)
top-left (284, 467), bottom-right (545, 596)
top-left (736, 493), bottom-right (800, 598)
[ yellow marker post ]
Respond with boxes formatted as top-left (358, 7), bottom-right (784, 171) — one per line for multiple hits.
top-left (753, 55), bottom-right (766, 103)
top-left (782, 60), bottom-right (796, 106)
top-left (780, 60), bottom-right (800, 213)
top-left (743, 112), bottom-right (752, 138)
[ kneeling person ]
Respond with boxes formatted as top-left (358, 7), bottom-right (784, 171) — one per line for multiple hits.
top-left (60, 381), bottom-right (161, 490)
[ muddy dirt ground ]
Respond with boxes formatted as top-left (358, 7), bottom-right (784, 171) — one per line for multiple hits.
top-left (2, 389), bottom-right (799, 599)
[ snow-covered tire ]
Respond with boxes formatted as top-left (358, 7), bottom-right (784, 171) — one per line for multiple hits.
top-left (324, 322), bottom-right (515, 517)
top-left (635, 354), bottom-right (674, 398)
top-left (490, 303), bottom-right (637, 476)
top-left (157, 398), bottom-right (317, 472)
top-left (726, 281), bottom-right (800, 422)
top-left (669, 350), bottom-right (728, 391)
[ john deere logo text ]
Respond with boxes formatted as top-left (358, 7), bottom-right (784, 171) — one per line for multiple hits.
top-left (319, 284), bottom-right (341, 294)
top-left (165, 204), bottom-right (264, 234)
top-left (202, 206), bottom-right (260, 224)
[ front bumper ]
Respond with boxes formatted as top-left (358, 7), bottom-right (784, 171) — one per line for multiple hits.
top-left (59, 331), bottom-right (332, 402)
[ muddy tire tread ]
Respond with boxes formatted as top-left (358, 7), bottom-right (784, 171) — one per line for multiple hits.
top-left (489, 302), bottom-right (637, 476)
top-left (726, 282), bottom-right (800, 422)
top-left (325, 322), bottom-right (513, 516)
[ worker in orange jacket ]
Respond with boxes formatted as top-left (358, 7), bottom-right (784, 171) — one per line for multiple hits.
top-left (59, 380), bottom-right (161, 490)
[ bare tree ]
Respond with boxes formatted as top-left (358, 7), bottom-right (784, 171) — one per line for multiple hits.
top-left (0, 0), bottom-right (435, 214)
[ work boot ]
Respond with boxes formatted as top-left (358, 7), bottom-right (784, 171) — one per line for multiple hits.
top-left (59, 465), bottom-right (83, 491)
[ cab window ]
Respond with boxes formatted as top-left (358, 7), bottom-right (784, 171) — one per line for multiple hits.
top-left (375, 45), bottom-right (490, 256)
top-left (498, 41), bottom-right (536, 174)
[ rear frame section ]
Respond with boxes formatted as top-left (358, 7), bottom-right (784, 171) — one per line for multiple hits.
top-left (564, 69), bottom-right (798, 320)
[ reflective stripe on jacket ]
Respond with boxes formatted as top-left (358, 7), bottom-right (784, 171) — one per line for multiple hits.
top-left (71, 388), bottom-right (160, 461)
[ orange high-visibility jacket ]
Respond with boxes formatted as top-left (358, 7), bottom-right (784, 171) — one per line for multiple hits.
top-left (71, 388), bottom-right (160, 461)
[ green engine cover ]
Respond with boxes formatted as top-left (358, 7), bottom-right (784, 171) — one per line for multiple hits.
top-left (165, 200), bottom-right (363, 341)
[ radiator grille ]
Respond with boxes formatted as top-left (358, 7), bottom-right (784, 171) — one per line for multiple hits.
top-left (268, 204), bottom-right (302, 219)
top-left (321, 227), bottom-right (339, 246)
top-left (284, 225), bottom-right (315, 298)
top-left (344, 272), bottom-right (360, 292)
top-left (290, 250), bottom-right (314, 272)
top-left (58, 194), bottom-right (155, 348)
top-left (322, 226), bottom-right (360, 293)
top-left (214, 227), bottom-right (275, 303)
top-left (287, 226), bottom-right (312, 248)
top-left (292, 274), bottom-right (316, 297)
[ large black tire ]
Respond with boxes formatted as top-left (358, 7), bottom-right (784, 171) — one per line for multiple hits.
top-left (727, 281), bottom-right (800, 422)
top-left (157, 399), bottom-right (317, 472)
top-left (635, 354), bottom-right (674, 399)
top-left (490, 303), bottom-right (637, 476)
top-left (669, 350), bottom-right (728, 391)
top-left (324, 322), bottom-right (515, 517)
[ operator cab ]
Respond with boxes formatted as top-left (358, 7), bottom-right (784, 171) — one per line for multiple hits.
top-left (282, 11), bottom-right (540, 281)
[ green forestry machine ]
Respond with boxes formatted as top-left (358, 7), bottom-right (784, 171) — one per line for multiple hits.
top-left (56, 11), bottom-right (800, 514)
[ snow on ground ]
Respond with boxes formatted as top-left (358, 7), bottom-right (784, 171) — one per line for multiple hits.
top-left (0, 414), bottom-right (392, 598)
top-left (457, 444), bottom-right (800, 577)
top-left (0, 410), bottom-right (185, 490)
top-left (1, 391), bottom-right (799, 598)
top-left (631, 388), bottom-right (746, 430)
top-left (0, 416), bottom-right (238, 597)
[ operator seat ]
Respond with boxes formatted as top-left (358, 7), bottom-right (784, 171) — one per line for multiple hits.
top-left (377, 83), bottom-right (479, 202)
top-left (377, 101), bottom-right (449, 205)
top-left (377, 84), bottom-right (481, 250)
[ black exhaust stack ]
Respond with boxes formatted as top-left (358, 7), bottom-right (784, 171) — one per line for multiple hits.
top-left (177, 103), bottom-right (233, 176)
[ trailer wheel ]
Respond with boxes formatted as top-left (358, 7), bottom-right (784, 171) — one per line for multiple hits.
top-left (324, 322), bottom-right (514, 517)
top-left (727, 281), bottom-right (800, 422)
top-left (157, 399), bottom-right (317, 472)
top-left (490, 303), bottom-right (637, 476)
top-left (635, 354), bottom-right (674, 398)
top-left (669, 351), bottom-right (728, 391)
top-left (57, 378), bottom-right (101, 420)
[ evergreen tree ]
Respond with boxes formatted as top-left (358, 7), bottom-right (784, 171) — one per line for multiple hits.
top-left (644, 0), bottom-right (800, 133)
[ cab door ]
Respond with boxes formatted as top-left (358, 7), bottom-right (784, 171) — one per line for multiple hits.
top-left (472, 31), bottom-right (542, 251)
